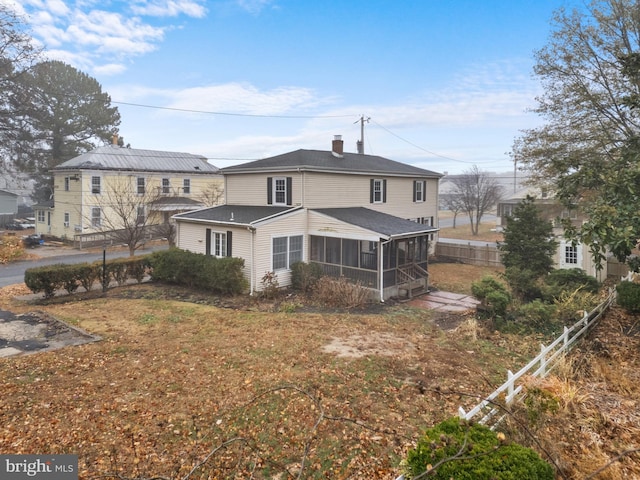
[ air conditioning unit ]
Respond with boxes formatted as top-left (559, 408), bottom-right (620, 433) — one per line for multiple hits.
top-left (74, 225), bottom-right (82, 232)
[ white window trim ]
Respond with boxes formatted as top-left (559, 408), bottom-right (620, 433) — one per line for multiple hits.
top-left (272, 234), bottom-right (303, 271)
top-left (91, 207), bottom-right (101, 228)
top-left (63, 212), bottom-right (70, 228)
top-left (273, 176), bottom-right (288, 206)
top-left (373, 179), bottom-right (384, 203)
top-left (415, 181), bottom-right (425, 202)
top-left (212, 231), bottom-right (227, 257)
top-left (183, 178), bottom-right (191, 195)
top-left (137, 177), bottom-right (146, 195)
top-left (162, 178), bottom-right (171, 195)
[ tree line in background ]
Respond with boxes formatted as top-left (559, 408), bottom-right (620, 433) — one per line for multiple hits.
top-left (0, 5), bottom-right (120, 203)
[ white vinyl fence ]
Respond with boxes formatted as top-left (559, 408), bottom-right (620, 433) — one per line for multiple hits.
top-left (457, 271), bottom-right (633, 429)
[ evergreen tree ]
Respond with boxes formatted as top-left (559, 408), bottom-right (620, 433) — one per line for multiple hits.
top-left (14, 60), bottom-right (120, 202)
top-left (498, 196), bottom-right (558, 300)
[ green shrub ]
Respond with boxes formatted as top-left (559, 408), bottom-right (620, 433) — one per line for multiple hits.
top-left (290, 261), bottom-right (323, 293)
top-left (24, 264), bottom-right (67, 298)
top-left (616, 281), bottom-right (640, 313)
top-left (503, 267), bottom-right (542, 301)
top-left (471, 276), bottom-right (511, 318)
top-left (514, 300), bottom-right (558, 334)
top-left (542, 268), bottom-right (599, 302)
top-left (75, 263), bottom-right (99, 292)
top-left (148, 248), bottom-right (247, 294)
top-left (403, 418), bottom-right (554, 480)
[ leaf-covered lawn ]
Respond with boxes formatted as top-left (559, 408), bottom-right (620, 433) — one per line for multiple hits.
top-left (0, 283), bottom-right (537, 479)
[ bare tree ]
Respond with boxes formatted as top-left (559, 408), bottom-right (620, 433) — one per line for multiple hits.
top-left (441, 194), bottom-right (465, 228)
top-left (198, 183), bottom-right (224, 207)
top-left (450, 166), bottom-right (503, 235)
top-left (88, 176), bottom-right (166, 256)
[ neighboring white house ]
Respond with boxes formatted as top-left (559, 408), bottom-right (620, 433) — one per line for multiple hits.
top-left (174, 136), bottom-right (443, 301)
top-left (0, 189), bottom-right (19, 227)
top-left (496, 187), bottom-right (606, 280)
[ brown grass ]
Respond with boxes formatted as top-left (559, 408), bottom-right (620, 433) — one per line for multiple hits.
top-left (0, 282), bottom-right (538, 480)
top-left (429, 262), bottom-right (504, 295)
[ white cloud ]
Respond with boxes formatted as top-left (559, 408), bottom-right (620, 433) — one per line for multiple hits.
top-left (235, 0), bottom-right (278, 15)
top-left (129, 0), bottom-right (207, 18)
top-left (16, 0), bottom-right (201, 75)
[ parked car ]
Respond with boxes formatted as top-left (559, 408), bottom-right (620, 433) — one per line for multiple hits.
top-left (5, 222), bottom-right (26, 230)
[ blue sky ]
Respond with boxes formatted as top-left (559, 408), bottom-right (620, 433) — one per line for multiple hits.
top-left (10, 0), bottom-right (580, 175)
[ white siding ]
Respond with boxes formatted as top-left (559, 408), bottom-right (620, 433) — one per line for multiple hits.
top-left (252, 211), bottom-right (307, 290)
top-left (225, 173), bottom-right (303, 206)
top-left (176, 221), bottom-right (253, 290)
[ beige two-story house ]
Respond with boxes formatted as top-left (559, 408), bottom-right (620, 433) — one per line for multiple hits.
top-left (34, 142), bottom-right (222, 242)
top-left (174, 136), bottom-right (443, 301)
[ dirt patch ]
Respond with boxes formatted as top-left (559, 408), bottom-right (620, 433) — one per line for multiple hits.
top-left (322, 332), bottom-right (415, 358)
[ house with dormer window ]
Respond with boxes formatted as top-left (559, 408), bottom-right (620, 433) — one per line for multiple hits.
top-left (174, 136), bottom-right (442, 301)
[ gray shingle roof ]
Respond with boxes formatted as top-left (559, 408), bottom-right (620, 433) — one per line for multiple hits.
top-left (314, 207), bottom-right (438, 238)
top-left (177, 205), bottom-right (437, 238)
top-left (53, 145), bottom-right (219, 174)
top-left (222, 149), bottom-right (442, 178)
top-left (174, 205), bottom-right (298, 225)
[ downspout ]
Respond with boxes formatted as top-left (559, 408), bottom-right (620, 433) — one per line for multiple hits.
top-left (380, 238), bottom-right (392, 303)
top-left (249, 225), bottom-right (256, 295)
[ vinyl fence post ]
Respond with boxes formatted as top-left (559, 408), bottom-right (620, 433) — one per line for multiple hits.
top-left (506, 370), bottom-right (515, 404)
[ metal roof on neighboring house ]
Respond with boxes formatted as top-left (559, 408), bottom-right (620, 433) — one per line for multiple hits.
top-left (0, 189), bottom-right (19, 198)
top-left (222, 149), bottom-right (442, 178)
top-left (313, 207), bottom-right (438, 238)
top-left (174, 205), bottom-right (299, 226)
top-left (52, 145), bottom-right (219, 174)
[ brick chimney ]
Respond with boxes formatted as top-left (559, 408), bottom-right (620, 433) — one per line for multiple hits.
top-left (331, 135), bottom-right (344, 158)
top-left (112, 134), bottom-right (119, 145)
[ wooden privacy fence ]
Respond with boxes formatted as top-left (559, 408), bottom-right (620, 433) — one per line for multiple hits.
top-left (435, 240), bottom-right (502, 267)
top-left (457, 271), bottom-right (633, 429)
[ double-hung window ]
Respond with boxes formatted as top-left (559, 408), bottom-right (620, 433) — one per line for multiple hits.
top-left (91, 207), bottom-right (101, 228)
top-left (370, 179), bottom-right (386, 204)
top-left (136, 206), bottom-right (145, 225)
top-left (267, 176), bottom-right (292, 206)
top-left (137, 177), bottom-right (145, 195)
top-left (272, 235), bottom-right (303, 270)
top-left (162, 178), bottom-right (170, 194)
top-left (91, 176), bottom-right (101, 194)
top-left (64, 212), bottom-right (70, 227)
top-left (183, 178), bottom-right (191, 194)
top-left (564, 244), bottom-right (578, 264)
top-left (64, 177), bottom-right (70, 191)
top-left (413, 180), bottom-right (426, 202)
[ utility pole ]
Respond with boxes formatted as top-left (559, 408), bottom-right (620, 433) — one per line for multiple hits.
top-left (355, 115), bottom-right (370, 154)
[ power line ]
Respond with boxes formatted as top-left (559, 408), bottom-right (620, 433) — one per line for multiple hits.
top-left (113, 101), bottom-right (358, 119)
top-left (370, 118), bottom-right (496, 165)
